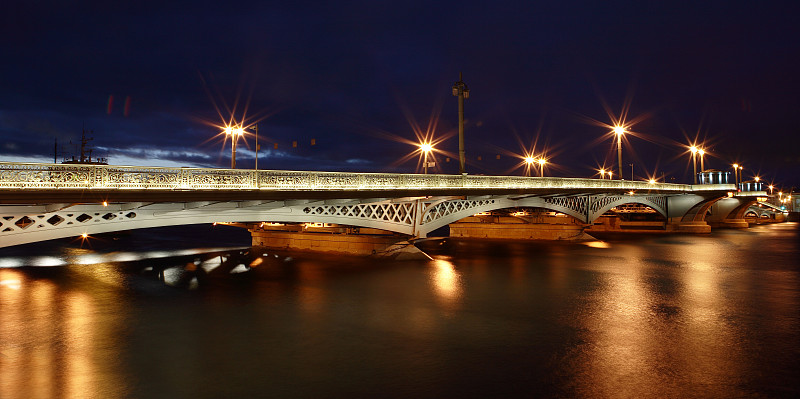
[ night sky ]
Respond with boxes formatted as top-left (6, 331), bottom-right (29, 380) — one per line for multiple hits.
top-left (2, 1), bottom-right (799, 187)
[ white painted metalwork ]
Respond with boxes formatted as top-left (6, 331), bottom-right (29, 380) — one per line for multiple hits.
top-left (0, 162), bottom-right (733, 192)
top-left (0, 162), bottom-right (750, 249)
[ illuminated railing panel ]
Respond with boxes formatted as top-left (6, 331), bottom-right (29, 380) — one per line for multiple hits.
top-left (0, 162), bottom-right (732, 192)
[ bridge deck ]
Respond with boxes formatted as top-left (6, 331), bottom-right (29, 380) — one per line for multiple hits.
top-left (0, 162), bottom-right (735, 204)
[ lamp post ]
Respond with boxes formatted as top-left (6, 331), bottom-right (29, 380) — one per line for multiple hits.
top-left (607, 170), bottom-right (613, 180)
top-left (690, 146), bottom-right (698, 184)
top-left (600, 169), bottom-right (606, 180)
top-left (452, 72), bottom-right (470, 175)
top-left (698, 148), bottom-right (705, 174)
top-left (224, 125), bottom-right (245, 169)
top-left (538, 158), bottom-right (546, 177)
top-left (420, 143), bottom-right (433, 174)
top-left (732, 164), bottom-right (739, 185)
top-left (739, 165), bottom-right (743, 186)
top-left (525, 157), bottom-right (535, 176)
top-left (613, 126), bottom-right (624, 179)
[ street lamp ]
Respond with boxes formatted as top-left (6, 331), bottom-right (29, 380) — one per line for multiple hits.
top-left (537, 157), bottom-right (546, 177)
top-left (524, 156), bottom-right (535, 176)
top-left (739, 165), bottom-right (743, 185)
top-left (420, 143), bottom-right (433, 174)
top-left (698, 148), bottom-right (705, 174)
top-left (769, 185), bottom-right (774, 194)
top-left (732, 163), bottom-right (739, 185)
top-left (599, 169), bottom-right (606, 180)
top-left (607, 170), bottom-right (613, 180)
top-left (613, 126), bottom-right (625, 179)
top-left (690, 146), bottom-right (698, 184)
top-left (224, 125), bottom-right (245, 169)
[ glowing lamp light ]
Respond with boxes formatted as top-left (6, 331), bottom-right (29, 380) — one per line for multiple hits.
top-left (754, 176), bottom-right (760, 182)
top-left (649, 179), bottom-right (656, 184)
top-left (81, 233), bottom-right (88, 239)
top-left (613, 126), bottom-right (625, 136)
top-left (524, 156), bottom-right (535, 165)
top-left (419, 143), bottom-right (433, 153)
top-left (690, 146), bottom-right (698, 154)
top-left (537, 158), bottom-right (546, 166)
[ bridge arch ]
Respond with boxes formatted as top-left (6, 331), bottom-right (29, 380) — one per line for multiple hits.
top-left (727, 199), bottom-right (759, 220)
top-left (588, 195), bottom-right (667, 222)
top-left (416, 197), bottom-right (591, 236)
top-left (680, 197), bottom-right (723, 222)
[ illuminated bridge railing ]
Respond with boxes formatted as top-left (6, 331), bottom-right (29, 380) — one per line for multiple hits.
top-left (0, 162), bottom-right (731, 192)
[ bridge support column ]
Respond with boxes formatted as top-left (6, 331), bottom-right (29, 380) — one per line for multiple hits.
top-left (708, 219), bottom-right (749, 229)
top-left (665, 221), bottom-right (711, 233)
top-left (448, 213), bottom-right (593, 241)
top-left (247, 223), bottom-right (429, 260)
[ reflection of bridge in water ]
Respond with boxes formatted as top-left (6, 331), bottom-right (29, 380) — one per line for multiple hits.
top-left (0, 162), bottom-right (781, 256)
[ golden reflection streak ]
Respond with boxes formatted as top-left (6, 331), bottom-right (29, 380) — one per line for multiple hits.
top-left (581, 248), bottom-right (655, 396)
top-left (64, 291), bottom-right (94, 399)
top-left (31, 280), bottom-right (56, 399)
top-left (0, 269), bottom-right (25, 399)
top-left (430, 259), bottom-right (462, 308)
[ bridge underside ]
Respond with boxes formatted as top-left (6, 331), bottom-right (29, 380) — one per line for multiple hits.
top-left (0, 191), bottom-right (764, 249)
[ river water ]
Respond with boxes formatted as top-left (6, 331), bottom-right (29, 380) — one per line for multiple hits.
top-left (1, 223), bottom-right (798, 398)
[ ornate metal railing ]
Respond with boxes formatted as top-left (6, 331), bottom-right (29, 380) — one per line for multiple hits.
top-left (0, 162), bottom-right (733, 192)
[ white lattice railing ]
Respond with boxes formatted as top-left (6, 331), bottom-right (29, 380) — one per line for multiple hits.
top-left (0, 161), bottom-right (733, 192)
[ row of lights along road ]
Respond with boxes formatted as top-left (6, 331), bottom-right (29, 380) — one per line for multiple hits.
top-left (219, 74), bottom-right (763, 186)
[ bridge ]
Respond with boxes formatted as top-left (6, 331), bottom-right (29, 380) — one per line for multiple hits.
top-left (0, 162), bottom-right (774, 253)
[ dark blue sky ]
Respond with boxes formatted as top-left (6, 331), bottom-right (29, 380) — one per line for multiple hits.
top-left (2, 1), bottom-right (798, 187)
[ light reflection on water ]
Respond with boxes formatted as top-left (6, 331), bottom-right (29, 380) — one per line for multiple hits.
top-left (0, 223), bottom-right (798, 397)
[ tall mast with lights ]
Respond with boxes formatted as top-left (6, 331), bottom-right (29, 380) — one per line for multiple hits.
top-left (452, 72), bottom-right (469, 175)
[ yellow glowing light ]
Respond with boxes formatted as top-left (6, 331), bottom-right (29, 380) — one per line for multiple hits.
top-left (649, 179), bottom-right (656, 184)
top-left (419, 143), bottom-right (433, 153)
top-left (754, 176), bottom-right (760, 182)
top-left (224, 125), bottom-right (244, 136)
top-left (698, 149), bottom-right (705, 156)
top-left (613, 126), bottom-right (625, 136)
top-left (628, 191), bottom-right (635, 195)
top-left (102, 201), bottom-right (108, 207)
top-left (81, 233), bottom-right (88, 239)
top-left (524, 156), bottom-right (535, 165)
top-left (733, 163), bottom-right (739, 168)
top-left (690, 146), bottom-right (698, 154)
top-left (537, 158), bottom-right (546, 166)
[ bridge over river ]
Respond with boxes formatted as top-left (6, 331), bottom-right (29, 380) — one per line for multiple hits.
top-left (0, 162), bottom-right (777, 255)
